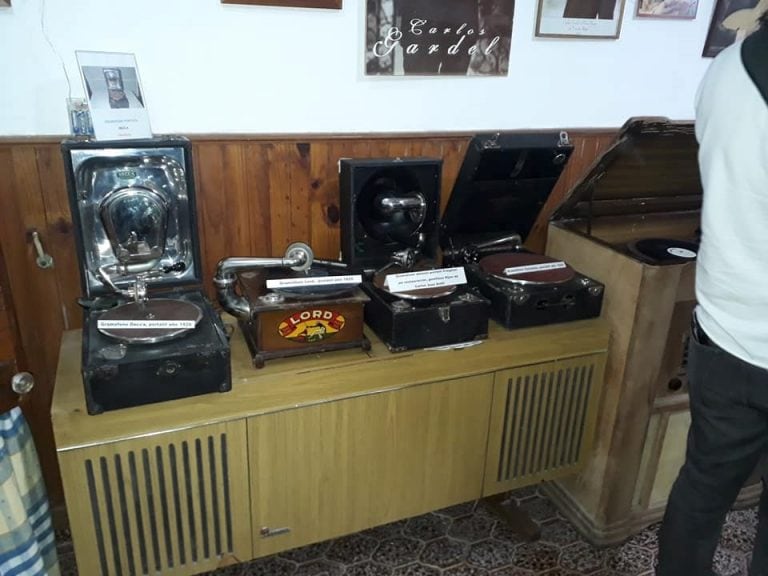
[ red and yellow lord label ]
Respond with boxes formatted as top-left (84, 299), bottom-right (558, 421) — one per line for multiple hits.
top-left (278, 309), bottom-right (346, 343)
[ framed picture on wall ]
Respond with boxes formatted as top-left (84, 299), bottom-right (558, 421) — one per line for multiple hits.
top-left (636, 0), bottom-right (699, 19)
top-left (365, 0), bottom-right (515, 76)
top-left (220, 0), bottom-right (341, 7)
top-left (535, 0), bottom-right (627, 39)
top-left (702, 0), bottom-right (765, 57)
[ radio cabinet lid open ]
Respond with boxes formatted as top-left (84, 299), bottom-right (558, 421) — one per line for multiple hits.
top-left (551, 117), bottom-right (702, 226)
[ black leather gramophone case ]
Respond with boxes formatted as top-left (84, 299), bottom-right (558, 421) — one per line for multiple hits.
top-left (440, 132), bottom-right (604, 329)
top-left (62, 137), bottom-right (231, 415)
top-left (340, 157), bottom-right (442, 271)
top-left (339, 157), bottom-right (490, 352)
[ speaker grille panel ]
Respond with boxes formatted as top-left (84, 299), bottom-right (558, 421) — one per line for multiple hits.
top-left (496, 363), bottom-right (595, 483)
top-left (84, 433), bottom-right (233, 576)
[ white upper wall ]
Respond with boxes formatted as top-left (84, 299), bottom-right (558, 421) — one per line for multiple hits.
top-left (0, 0), bottom-right (716, 136)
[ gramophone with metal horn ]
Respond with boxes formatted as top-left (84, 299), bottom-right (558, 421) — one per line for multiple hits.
top-left (339, 157), bottom-right (490, 352)
top-left (214, 242), bottom-right (370, 368)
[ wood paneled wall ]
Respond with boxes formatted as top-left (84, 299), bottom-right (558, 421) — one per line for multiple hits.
top-left (192, 137), bottom-right (471, 293)
top-left (0, 130), bottom-right (615, 506)
top-left (0, 245), bottom-right (20, 414)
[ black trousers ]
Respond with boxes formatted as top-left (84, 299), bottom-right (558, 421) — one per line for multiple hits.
top-left (657, 319), bottom-right (768, 575)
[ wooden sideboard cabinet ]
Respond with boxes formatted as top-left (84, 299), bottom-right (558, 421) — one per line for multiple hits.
top-left (250, 373), bottom-right (493, 557)
top-left (56, 421), bottom-right (253, 575)
top-left (52, 320), bottom-right (608, 576)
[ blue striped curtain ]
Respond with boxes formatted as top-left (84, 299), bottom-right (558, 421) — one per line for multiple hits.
top-left (0, 407), bottom-right (59, 576)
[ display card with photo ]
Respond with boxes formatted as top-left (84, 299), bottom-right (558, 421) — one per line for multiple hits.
top-left (76, 51), bottom-right (152, 140)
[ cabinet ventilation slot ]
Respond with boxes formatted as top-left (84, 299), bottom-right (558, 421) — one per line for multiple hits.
top-left (85, 433), bottom-right (233, 576)
top-left (497, 364), bottom-right (594, 482)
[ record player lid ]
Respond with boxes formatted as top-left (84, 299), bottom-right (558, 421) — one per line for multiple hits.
top-left (62, 137), bottom-right (202, 298)
top-left (551, 118), bottom-right (702, 223)
top-left (440, 131), bottom-right (574, 246)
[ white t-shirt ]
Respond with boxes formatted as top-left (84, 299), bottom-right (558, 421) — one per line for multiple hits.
top-left (694, 39), bottom-right (768, 370)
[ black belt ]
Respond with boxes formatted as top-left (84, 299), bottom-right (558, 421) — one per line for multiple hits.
top-left (691, 314), bottom-right (714, 347)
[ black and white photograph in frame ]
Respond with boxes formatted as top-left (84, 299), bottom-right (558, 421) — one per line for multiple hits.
top-left (535, 0), bottom-right (626, 39)
top-left (366, 0), bottom-right (515, 76)
top-left (80, 66), bottom-right (145, 110)
top-left (76, 51), bottom-right (152, 141)
top-left (636, 0), bottom-right (699, 19)
top-left (702, 0), bottom-right (766, 57)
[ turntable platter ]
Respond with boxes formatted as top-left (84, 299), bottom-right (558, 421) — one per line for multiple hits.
top-left (373, 266), bottom-right (457, 300)
top-left (480, 253), bottom-right (576, 285)
top-left (98, 298), bottom-right (203, 344)
top-left (627, 238), bottom-right (698, 264)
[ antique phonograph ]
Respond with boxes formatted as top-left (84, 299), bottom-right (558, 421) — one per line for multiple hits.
top-left (62, 137), bottom-right (231, 415)
top-left (440, 131), bottom-right (605, 329)
top-left (214, 243), bottom-right (370, 368)
top-left (339, 157), bottom-right (490, 351)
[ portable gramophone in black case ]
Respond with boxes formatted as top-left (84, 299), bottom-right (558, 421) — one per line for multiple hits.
top-left (62, 137), bottom-right (231, 415)
top-left (440, 132), bottom-right (604, 329)
top-left (339, 157), bottom-right (489, 352)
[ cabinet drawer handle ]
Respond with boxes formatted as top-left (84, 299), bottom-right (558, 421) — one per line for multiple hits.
top-left (260, 526), bottom-right (291, 538)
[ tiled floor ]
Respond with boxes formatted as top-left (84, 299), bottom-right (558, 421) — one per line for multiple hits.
top-left (56, 487), bottom-right (759, 576)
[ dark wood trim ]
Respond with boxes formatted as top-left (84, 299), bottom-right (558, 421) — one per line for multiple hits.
top-left (0, 127), bottom-right (621, 146)
top-left (220, 0), bottom-right (341, 8)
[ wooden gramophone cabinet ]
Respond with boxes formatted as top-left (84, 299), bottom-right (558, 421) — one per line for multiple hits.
top-left (541, 118), bottom-right (762, 545)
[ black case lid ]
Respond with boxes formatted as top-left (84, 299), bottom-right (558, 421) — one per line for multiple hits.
top-left (552, 118), bottom-right (701, 223)
top-left (441, 131), bottom-right (574, 246)
top-left (62, 136), bottom-right (203, 299)
top-left (340, 157), bottom-right (442, 271)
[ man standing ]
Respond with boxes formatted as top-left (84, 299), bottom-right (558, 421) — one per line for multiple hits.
top-left (656, 11), bottom-right (768, 576)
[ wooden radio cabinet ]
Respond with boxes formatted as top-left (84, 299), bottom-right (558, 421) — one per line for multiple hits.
top-left (52, 319), bottom-right (608, 576)
top-left (542, 118), bottom-right (761, 545)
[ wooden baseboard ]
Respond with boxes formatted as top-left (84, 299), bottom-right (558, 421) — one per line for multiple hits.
top-left (542, 480), bottom-right (763, 547)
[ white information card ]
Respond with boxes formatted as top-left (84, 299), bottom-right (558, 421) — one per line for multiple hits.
top-left (384, 267), bottom-right (467, 292)
top-left (266, 274), bottom-right (362, 290)
top-left (97, 320), bottom-right (197, 330)
top-left (503, 261), bottom-right (566, 276)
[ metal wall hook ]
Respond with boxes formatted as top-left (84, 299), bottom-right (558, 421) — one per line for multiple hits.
top-left (31, 231), bottom-right (54, 269)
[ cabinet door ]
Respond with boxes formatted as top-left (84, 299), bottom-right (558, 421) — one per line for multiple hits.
top-left (484, 354), bottom-right (606, 496)
top-left (58, 420), bottom-right (252, 576)
top-left (249, 374), bottom-right (493, 556)
top-left (633, 408), bottom-right (691, 512)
